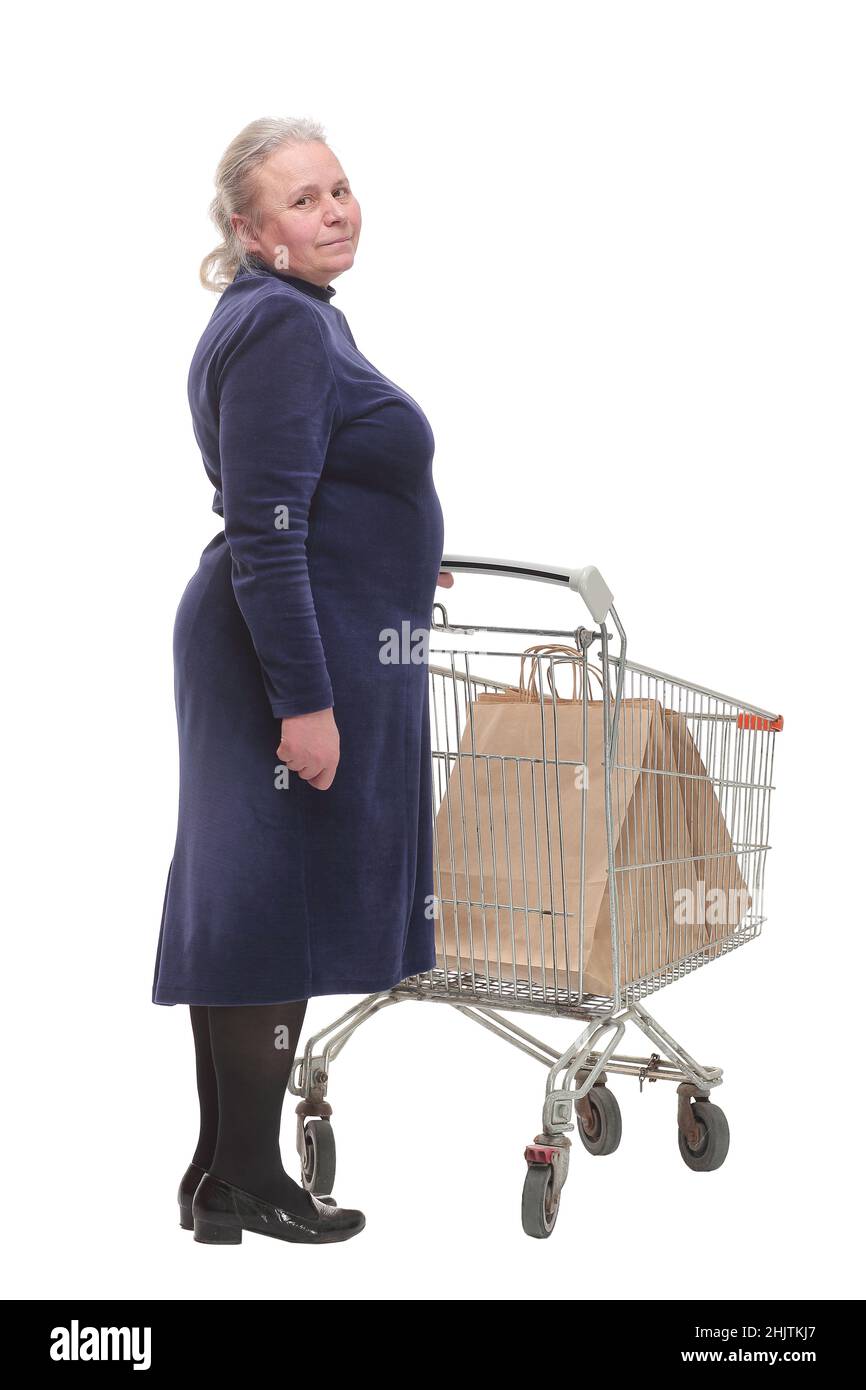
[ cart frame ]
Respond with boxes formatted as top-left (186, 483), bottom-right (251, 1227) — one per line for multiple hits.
top-left (289, 555), bottom-right (782, 1237)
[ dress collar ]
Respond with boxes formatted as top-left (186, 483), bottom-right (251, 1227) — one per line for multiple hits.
top-left (235, 254), bottom-right (337, 303)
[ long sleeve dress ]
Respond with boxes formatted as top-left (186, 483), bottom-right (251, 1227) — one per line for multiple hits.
top-left (151, 255), bottom-right (445, 1006)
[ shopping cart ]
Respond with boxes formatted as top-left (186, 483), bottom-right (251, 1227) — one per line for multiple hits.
top-left (290, 555), bottom-right (782, 1238)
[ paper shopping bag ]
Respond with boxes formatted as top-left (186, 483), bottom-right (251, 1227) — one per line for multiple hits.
top-left (432, 646), bottom-right (706, 997)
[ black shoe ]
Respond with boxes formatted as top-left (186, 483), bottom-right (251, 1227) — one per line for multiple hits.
top-left (192, 1172), bottom-right (365, 1245)
top-left (178, 1161), bottom-right (337, 1231)
top-left (178, 1162), bottom-right (208, 1231)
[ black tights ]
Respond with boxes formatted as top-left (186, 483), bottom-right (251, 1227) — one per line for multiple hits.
top-left (189, 1000), bottom-right (317, 1216)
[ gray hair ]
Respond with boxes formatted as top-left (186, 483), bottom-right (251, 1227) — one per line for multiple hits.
top-left (199, 116), bottom-right (327, 293)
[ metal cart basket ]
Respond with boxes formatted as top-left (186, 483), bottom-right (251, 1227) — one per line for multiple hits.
top-left (290, 555), bottom-right (783, 1237)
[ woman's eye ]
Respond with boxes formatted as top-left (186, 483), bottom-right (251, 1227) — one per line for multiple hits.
top-left (295, 187), bottom-right (349, 207)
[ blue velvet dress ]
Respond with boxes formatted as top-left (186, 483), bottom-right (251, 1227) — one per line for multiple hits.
top-left (152, 256), bottom-right (445, 1005)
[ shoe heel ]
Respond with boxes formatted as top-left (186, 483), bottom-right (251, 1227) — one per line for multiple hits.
top-left (193, 1217), bottom-right (242, 1245)
top-left (179, 1207), bottom-right (194, 1231)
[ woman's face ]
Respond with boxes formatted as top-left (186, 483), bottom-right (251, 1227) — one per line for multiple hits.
top-left (234, 141), bottom-right (361, 286)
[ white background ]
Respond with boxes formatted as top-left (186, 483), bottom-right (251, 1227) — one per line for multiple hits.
top-left (3, 0), bottom-right (863, 1300)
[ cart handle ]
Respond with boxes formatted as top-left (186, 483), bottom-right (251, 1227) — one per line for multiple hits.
top-left (439, 554), bottom-right (614, 625)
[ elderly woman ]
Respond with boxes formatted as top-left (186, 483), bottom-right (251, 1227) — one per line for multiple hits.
top-left (152, 116), bottom-right (451, 1246)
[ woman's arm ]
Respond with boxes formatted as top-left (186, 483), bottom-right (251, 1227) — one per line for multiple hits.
top-left (217, 294), bottom-right (340, 721)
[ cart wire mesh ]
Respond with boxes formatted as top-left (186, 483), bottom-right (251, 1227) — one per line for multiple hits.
top-left (398, 631), bottom-right (777, 1020)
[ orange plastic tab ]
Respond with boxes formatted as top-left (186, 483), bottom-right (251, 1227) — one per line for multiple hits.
top-left (737, 712), bottom-right (784, 732)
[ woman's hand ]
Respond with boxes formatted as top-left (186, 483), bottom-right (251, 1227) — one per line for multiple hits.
top-left (277, 582), bottom-right (452, 789)
top-left (277, 707), bottom-right (340, 790)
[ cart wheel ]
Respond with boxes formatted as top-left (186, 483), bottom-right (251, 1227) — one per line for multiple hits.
top-left (301, 1118), bottom-right (337, 1195)
top-left (577, 1084), bottom-right (622, 1156)
top-left (521, 1164), bottom-right (560, 1239)
top-left (678, 1100), bottom-right (730, 1172)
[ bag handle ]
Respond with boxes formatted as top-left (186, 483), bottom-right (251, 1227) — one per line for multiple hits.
top-left (543, 653), bottom-right (605, 703)
top-left (518, 643), bottom-right (565, 700)
top-left (520, 644), bottom-right (589, 701)
top-left (517, 643), bottom-right (606, 703)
